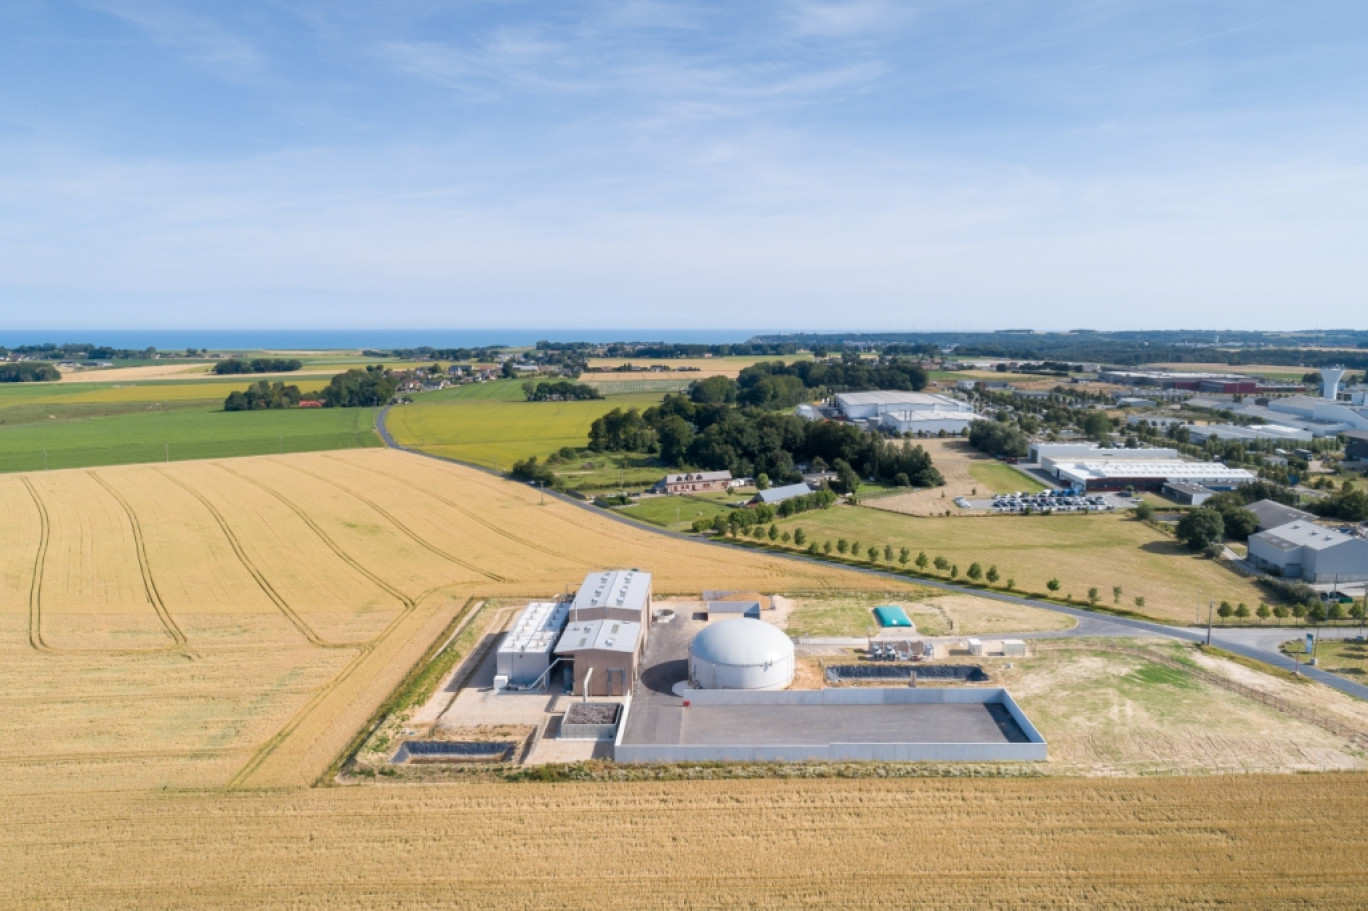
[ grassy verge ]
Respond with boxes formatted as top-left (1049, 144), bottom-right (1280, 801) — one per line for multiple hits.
top-left (1199, 644), bottom-right (1310, 684)
top-left (967, 461), bottom-right (1048, 494)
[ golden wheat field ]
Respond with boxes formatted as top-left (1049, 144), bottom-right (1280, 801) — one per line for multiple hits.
top-left (0, 448), bottom-right (917, 795)
top-left (3, 449), bottom-right (1368, 907)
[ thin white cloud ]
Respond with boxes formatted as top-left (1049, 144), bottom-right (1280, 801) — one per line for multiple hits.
top-left (81, 0), bottom-right (266, 81)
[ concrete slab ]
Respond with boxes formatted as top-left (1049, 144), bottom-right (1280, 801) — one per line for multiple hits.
top-left (662, 703), bottom-right (1026, 746)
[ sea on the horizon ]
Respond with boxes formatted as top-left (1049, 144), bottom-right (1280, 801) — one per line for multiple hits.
top-left (0, 329), bottom-right (783, 351)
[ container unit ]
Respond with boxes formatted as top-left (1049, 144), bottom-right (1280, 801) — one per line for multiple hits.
top-left (495, 601), bottom-right (570, 687)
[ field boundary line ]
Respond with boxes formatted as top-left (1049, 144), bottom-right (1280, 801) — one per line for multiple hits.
top-left (336, 453), bottom-right (596, 571)
top-left (215, 462), bottom-right (417, 618)
top-left (270, 458), bottom-right (507, 582)
top-left (227, 588), bottom-right (467, 789)
top-left (89, 472), bottom-right (191, 655)
top-left (18, 477), bottom-right (52, 653)
top-left (325, 597), bottom-right (487, 785)
top-left (155, 468), bottom-right (356, 650)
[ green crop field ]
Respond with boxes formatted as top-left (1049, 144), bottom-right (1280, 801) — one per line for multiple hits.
top-left (0, 406), bottom-right (381, 472)
top-left (967, 461), bottom-right (1049, 494)
top-left (385, 380), bottom-right (665, 469)
top-left (769, 506), bottom-right (1275, 625)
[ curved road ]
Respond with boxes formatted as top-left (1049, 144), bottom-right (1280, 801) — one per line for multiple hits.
top-left (374, 407), bottom-right (1368, 700)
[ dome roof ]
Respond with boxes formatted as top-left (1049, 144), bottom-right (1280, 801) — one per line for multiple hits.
top-left (690, 619), bottom-right (793, 667)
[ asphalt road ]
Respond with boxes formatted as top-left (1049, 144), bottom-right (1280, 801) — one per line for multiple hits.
top-left (373, 407), bottom-right (1368, 701)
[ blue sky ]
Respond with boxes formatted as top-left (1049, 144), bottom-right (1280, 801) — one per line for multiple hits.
top-left (1, 1), bottom-right (1365, 331)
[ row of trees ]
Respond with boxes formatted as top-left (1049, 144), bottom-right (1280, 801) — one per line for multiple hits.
top-left (522, 380), bottom-right (602, 401)
top-left (224, 381), bottom-right (302, 411)
top-left (0, 362), bottom-right (59, 382)
top-left (212, 358), bottom-right (302, 375)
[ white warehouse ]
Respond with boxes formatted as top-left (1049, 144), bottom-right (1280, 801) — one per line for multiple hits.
top-left (689, 618), bottom-right (795, 690)
top-left (1247, 522), bottom-right (1368, 584)
top-left (879, 409), bottom-right (979, 435)
top-left (835, 390), bottom-right (970, 421)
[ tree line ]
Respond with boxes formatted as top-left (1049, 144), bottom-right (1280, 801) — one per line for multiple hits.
top-left (212, 358), bottom-right (303, 375)
top-left (522, 380), bottom-right (602, 401)
top-left (222, 365), bottom-right (396, 411)
top-left (0, 362), bottom-right (60, 382)
top-left (224, 381), bottom-right (302, 411)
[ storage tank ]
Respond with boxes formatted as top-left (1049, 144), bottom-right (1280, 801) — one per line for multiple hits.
top-left (689, 619), bottom-right (795, 690)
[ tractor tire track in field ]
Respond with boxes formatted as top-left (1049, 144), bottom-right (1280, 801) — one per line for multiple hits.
top-left (225, 590), bottom-right (470, 790)
top-left (155, 470), bottom-right (355, 650)
top-left (89, 472), bottom-right (192, 654)
top-left (325, 454), bottom-right (593, 572)
top-left (214, 463), bottom-right (417, 615)
top-left (18, 478), bottom-right (52, 653)
top-left (275, 459), bottom-right (507, 582)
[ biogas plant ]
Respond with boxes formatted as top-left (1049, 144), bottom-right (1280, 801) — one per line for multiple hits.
top-left (406, 569), bottom-right (1045, 767)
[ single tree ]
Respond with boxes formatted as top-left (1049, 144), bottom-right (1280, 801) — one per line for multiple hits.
top-left (868, 545), bottom-right (880, 562)
top-left (850, 541), bottom-right (862, 559)
top-left (1234, 603), bottom-right (1250, 621)
top-left (915, 552), bottom-right (929, 571)
top-left (1273, 604), bottom-right (1288, 621)
top-left (1217, 601), bottom-right (1233, 622)
top-left (780, 531), bottom-right (791, 544)
top-left (1133, 501), bottom-right (1155, 522)
top-left (933, 556), bottom-right (950, 572)
top-left (967, 562), bottom-right (983, 582)
top-left (823, 540), bottom-right (833, 555)
top-left (1256, 603), bottom-right (1271, 624)
top-left (1087, 587), bottom-right (1099, 606)
top-left (1328, 602), bottom-right (1346, 621)
top-left (986, 565), bottom-right (1000, 585)
top-left (767, 523), bottom-right (779, 541)
top-left (949, 564), bottom-right (959, 579)
top-left (794, 528), bottom-right (807, 547)
top-left (755, 473), bottom-right (770, 491)
top-left (1112, 585), bottom-right (1123, 605)
top-left (1292, 603), bottom-right (1307, 622)
top-left (1005, 577), bottom-right (1016, 591)
top-left (807, 542), bottom-right (819, 555)
top-left (837, 538), bottom-right (849, 554)
top-left (1046, 578), bottom-right (1062, 594)
top-left (884, 543), bottom-right (894, 562)
top-left (1134, 596), bottom-right (1145, 609)
top-left (898, 547), bottom-right (910, 566)
top-left (1176, 508), bottom-right (1225, 551)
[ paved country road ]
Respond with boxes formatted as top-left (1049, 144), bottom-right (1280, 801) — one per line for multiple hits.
top-left (374, 407), bottom-right (1368, 701)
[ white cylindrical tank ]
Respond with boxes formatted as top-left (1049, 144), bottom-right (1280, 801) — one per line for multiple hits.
top-left (689, 618), bottom-right (794, 690)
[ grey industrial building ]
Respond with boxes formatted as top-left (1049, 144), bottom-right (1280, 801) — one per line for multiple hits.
top-left (1243, 499), bottom-right (1316, 532)
top-left (1247, 522), bottom-right (1368, 583)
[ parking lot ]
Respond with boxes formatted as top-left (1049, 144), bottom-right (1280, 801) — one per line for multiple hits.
top-left (960, 489), bottom-right (1137, 514)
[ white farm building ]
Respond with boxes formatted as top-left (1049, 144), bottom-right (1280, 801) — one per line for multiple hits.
top-left (689, 619), bottom-right (795, 690)
top-left (495, 601), bottom-right (570, 687)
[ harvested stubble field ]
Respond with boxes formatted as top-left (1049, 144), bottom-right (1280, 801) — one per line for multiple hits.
top-left (4, 449), bottom-right (1368, 906)
top-left (777, 505), bottom-right (1273, 625)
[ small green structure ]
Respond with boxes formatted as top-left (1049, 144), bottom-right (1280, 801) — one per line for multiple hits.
top-left (874, 605), bottom-right (913, 628)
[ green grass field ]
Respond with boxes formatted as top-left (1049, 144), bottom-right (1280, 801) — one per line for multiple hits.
top-left (0, 406), bottom-right (381, 472)
top-left (967, 461), bottom-right (1049, 494)
top-left (768, 506), bottom-right (1274, 625)
top-left (617, 492), bottom-right (741, 530)
top-left (386, 380), bottom-right (665, 470)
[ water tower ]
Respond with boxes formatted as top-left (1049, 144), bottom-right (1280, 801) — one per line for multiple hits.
top-left (1320, 367), bottom-right (1346, 401)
